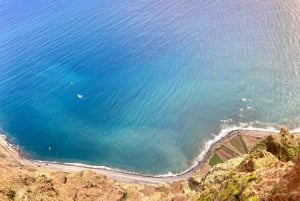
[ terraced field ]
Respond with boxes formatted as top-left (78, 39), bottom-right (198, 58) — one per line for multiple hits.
top-left (209, 135), bottom-right (260, 166)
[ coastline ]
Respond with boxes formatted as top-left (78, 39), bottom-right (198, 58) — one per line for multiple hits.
top-left (0, 128), bottom-right (278, 184)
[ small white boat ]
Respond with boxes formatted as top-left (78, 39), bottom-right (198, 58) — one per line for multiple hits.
top-left (77, 93), bottom-right (83, 99)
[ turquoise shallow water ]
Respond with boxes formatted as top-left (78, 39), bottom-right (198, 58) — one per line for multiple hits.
top-left (0, 0), bottom-right (299, 174)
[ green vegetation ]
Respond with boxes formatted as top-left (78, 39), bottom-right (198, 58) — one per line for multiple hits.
top-left (197, 194), bottom-right (211, 201)
top-left (246, 141), bottom-right (267, 160)
top-left (248, 196), bottom-right (259, 201)
top-left (218, 174), bottom-right (241, 200)
top-left (281, 143), bottom-right (299, 162)
top-left (197, 172), bottom-right (258, 201)
top-left (243, 174), bottom-right (256, 183)
top-left (209, 153), bottom-right (223, 166)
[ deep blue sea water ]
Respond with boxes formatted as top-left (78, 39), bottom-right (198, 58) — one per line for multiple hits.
top-left (0, 0), bottom-right (299, 174)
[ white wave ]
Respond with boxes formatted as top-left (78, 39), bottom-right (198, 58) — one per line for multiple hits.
top-left (239, 122), bottom-right (249, 127)
top-left (165, 172), bottom-right (175, 176)
top-left (241, 98), bottom-right (252, 102)
top-left (220, 119), bottom-right (233, 124)
top-left (291, 127), bottom-right (300, 133)
top-left (30, 160), bottom-right (179, 177)
top-left (194, 125), bottom-right (241, 162)
top-left (294, 64), bottom-right (298, 76)
top-left (245, 106), bottom-right (255, 111)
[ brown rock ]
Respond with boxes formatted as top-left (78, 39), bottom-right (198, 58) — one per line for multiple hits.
top-left (264, 128), bottom-right (299, 162)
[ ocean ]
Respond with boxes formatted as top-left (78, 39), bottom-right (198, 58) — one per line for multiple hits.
top-left (0, 0), bottom-right (299, 174)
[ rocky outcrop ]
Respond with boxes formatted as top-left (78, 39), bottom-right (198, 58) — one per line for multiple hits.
top-left (196, 128), bottom-right (299, 201)
top-left (267, 149), bottom-right (300, 200)
top-left (0, 168), bottom-right (126, 201)
top-left (264, 128), bottom-right (299, 162)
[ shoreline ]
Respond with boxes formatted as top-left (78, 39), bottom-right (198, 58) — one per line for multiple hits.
top-left (0, 128), bottom-right (278, 184)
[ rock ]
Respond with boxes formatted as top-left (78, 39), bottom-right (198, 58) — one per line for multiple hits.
top-left (187, 178), bottom-right (202, 191)
top-left (264, 128), bottom-right (299, 162)
top-left (241, 158), bottom-right (256, 172)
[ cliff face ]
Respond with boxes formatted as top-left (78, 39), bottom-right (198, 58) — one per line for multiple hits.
top-left (196, 128), bottom-right (300, 201)
top-left (268, 136), bottom-right (300, 200)
top-left (0, 162), bottom-right (126, 201)
top-left (0, 140), bottom-right (198, 201)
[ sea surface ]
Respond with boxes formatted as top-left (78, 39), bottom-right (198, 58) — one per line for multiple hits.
top-left (0, 0), bottom-right (299, 174)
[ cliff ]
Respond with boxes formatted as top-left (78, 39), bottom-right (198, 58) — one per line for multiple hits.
top-left (0, 128), bottom-right (299, 201)
top-left (195, 128), bottom-right (300, 201)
